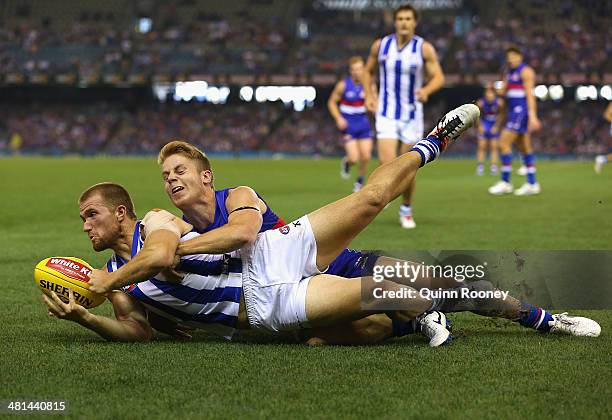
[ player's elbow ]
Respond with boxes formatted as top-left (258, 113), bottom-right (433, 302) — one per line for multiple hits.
top-left (236, 228), bottom-right (258, 247)
top-left (438, 73), bottom-right (446, 86)
top-left (147, 247), bottom-right (176, 272)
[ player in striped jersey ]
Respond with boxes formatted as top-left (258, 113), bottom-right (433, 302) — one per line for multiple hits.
top-left (489, 46), bottom-right (542, 196)
top-left (475, 85), bottom-right (503, 176)
top-left (328, 56), bottom-right (374, 192)
top-left (362, 4), bottom-right (445, 229)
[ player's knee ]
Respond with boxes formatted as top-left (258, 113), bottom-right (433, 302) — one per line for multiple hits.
top-left (360, 184), bottom-right (388, 211)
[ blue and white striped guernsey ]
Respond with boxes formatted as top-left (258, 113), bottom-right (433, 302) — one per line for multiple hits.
top-left (106, 222), bottom-right (243, 340)
top-left (377, 34), bottom-right (425, 122)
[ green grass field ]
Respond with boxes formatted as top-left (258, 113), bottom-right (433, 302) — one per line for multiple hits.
top-left (1, 157), bottom-right (611, 419)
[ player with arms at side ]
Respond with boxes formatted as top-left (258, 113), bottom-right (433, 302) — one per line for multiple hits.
top-left (362, 3), bottom-right (444, 229)
top-left (594, 102), bottom-right (612, 173)
top-left (328, 56), bottom-right (374, 192)
top-left (489, 46), bottom-right (542, 196)
top-left (475, 85), bottom-right (503, 176)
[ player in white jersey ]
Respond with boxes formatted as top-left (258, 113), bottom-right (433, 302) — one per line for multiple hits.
top-left (594, 102), bottom-right (612, 173)
top-left (363, 4), bottom-right (444, 229)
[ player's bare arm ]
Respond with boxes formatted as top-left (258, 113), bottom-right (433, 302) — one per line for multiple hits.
top-left (522, 66), bottom-right (541, 132)
top-left (493, 98), bottom-right (506, 133)
top-left (327, 80), bottom-right (348, 130)
top-left (416, 41), bottom-right (444, 103)
top-left (176, 186), bottom-right (263, 256)
top-left (362, 38), bottom-right (381, 113)
top-left (43, 289), bottom-right (152, 342)
top-left (89, 209), bottom-right (191, 293)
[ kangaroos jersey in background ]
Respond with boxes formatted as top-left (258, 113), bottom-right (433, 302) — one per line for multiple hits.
top-left (377, 34), bottom-right (425, 122)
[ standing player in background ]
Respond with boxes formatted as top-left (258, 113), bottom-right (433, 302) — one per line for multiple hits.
top-left (594, 102), bottom-right (612, 173)
top-left (489, 46), bottom-right (542, 196)
top-left (475, 85), bottom-right (503, 176)
top-left (363, 4), bottom-right (444, 229)
top-left (327, 57), bottom-right (374, 192)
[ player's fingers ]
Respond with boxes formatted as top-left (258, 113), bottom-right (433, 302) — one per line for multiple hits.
top-left (68, 289), bottom-right (76, 306)
top-left (43, 294), bottom-right (64, 317)
top-left (42, 294), bottom-right (59, 311)
top-left (50, 291), bottom-right (69, 310)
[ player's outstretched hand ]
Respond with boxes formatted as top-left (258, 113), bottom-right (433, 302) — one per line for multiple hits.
top-left (43, 290), bottom-right (90, 323)
top-left (88, 269), bottom-right (114, 294)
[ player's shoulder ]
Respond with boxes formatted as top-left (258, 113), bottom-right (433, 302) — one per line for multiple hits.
top-left (370, 37), bottom-right (383, 52)
top-left (228, 185), bottom-right (258, 197)
top-left (521, 64), bottom-right (535, 75)
top-left (227, 186), bottom-right (267, 212)
top-left (421, 40), bottom-right (437, 55)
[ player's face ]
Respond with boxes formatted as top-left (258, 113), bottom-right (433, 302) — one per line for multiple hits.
top-left (506, 51), bottom-right (522, 68)
top-left (162, 154), bottom-right (211, 209)
top-left (394, 10), bottom-right (417, 36)
top-left (349, 61), bottom-right (364, 80)
top-left (485, 87), bottom-right (495, 101)
top-left (79, 195), bottom-right (121, 252)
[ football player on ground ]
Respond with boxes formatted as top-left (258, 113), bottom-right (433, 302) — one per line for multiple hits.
top-left (43, 105), bottom-right (601, 344)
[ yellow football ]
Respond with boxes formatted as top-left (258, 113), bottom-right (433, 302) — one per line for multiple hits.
top-left (35, 257), bottom-right (105, 309)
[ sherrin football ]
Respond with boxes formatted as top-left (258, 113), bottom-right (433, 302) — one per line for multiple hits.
top-left (34, 257), bottom-right (105, 309)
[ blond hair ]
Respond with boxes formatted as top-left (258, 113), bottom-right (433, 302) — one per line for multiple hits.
top-left (157, 140), bottom-right (212, 173)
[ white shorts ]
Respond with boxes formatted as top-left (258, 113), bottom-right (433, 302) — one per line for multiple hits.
top-left (376, 115), bottom-right (424, 145)
top-left (240, 215), bottom-right (322, 333)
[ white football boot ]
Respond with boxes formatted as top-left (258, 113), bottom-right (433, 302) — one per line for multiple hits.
top-left (426, 104), bottom-right (480, 151)
top-left (594, 155), bottom-right (606, 174)
top-left (418, 311), bottom-right (453, 347)
top-left (517, 165), bottom-right (528, 176)
top-left (514, 182), bottom-right (541, 196)
top-left (488, 180), bottom-right (514, 195)
top-left (549, 313), bottom-right (601, 337)
top-left (399, 215), bottom-right (416, 229)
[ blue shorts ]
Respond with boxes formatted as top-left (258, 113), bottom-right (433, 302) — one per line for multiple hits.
top-left (326, 249), bottom-right (379, 278)
top-left (480, 120), bottom-right (499, 140)
top-left (342, 115), bottom-right (372, 141)
top-left (505, 107), bottom-right (528, 134)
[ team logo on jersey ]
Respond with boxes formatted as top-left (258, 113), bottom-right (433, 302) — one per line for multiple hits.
top-left (346, 91), bottom-right (355, 99)
top-left (279, 225), bottom-right (290, 235)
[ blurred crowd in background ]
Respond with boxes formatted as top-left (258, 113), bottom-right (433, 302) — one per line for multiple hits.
top-left (0, 0), bottom-right (610, 156)
top-left (2, 100), bottom-right (609, 156)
